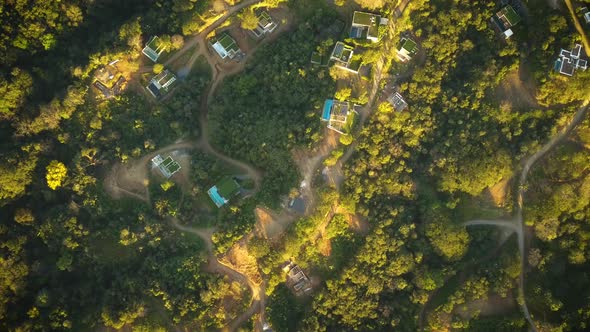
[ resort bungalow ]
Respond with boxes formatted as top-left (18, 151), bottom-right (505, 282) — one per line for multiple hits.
top-left (146, 70), bottom-right (177, 98)
top-left (151, 155), bottom-right (181, 179)
top-left (555, 44), bottom-right (588, 77)
top-left (209, 32), bottom-right (241, 59)
top-left (387, 92), bottom-right (408, 111)
top-left (322, 99), bottom-right (358, 134)
top-left (396, 37), bottom-right (418, 62)
top-left (350, 11), bottom-right (388, 42)
top-left (208, 177), bottom-right (240, 208)
top-left (491, 5), bottom-right (521, 39)
top-left (251, 11), bottom-right (278, 38)
top-left (142, 36), bottom-right (166, 62)
top-left (330, 41), bottom-right (361, 73)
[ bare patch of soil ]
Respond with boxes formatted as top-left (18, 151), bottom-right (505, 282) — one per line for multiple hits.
top-left (348, 214), bottom-right (370, 235)
top-left (455, 292), bottom-right (517, 320)
top-left (487, 177), bottom-right (511, 207)
top-left (496, 68), bottom-right (538, 110)
top-left (318, 238), bottom-right (332, 256)
top-left (220, 239), bottom-right (263, 285)
top-left (254, 207), bottom-right (297, 241)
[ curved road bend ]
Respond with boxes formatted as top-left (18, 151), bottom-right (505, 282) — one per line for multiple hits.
top-left (169, 218), bottom-right (265, 332)
top-left (464, 97), bottom-right (590, 332)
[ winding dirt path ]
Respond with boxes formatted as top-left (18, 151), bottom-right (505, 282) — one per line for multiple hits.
top-left (169, 218), bottom-right (264, 331)
top-left (463, 98), bottom-right (590, 331)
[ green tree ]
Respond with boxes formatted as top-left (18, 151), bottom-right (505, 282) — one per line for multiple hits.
top-left (46, 161), bottom-right (68, 190)
top-left (153, 63), bottom-right (164, 74)
top-left (240, 9), bottom-right (260, 30)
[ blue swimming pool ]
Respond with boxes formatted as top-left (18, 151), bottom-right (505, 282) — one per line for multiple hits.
top-left (208, 186), bottom-right (227, 208)
top-left (322, 99), bottom-right (333, 121)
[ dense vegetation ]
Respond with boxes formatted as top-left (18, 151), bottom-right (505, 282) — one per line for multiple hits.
top-left (1, 0), bottom-right (589, 330)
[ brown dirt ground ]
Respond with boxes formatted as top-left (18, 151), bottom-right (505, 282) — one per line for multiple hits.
top-left (487, 177), bottom-right (511, 207)
top-left (254, 207), bottom-right (297, 241)
top-left (455, 292), bottom-right (517, 320)
top-left (220, 239), bottom-right (263, 285)
top-left (496, 68), bottom-right (538, 110)
top-left (348, 214), bottom-right (370, 235)
top-left (318, 238), bottom-right (332, 256)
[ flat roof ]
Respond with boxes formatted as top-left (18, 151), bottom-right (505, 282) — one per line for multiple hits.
top-left (496, 5), bottom-right (521, 28)
top-left (142, 36), bottom-right (165, 62)
top-left (217, 177), bottom-right (240, 198)
top-left (352, 11), bottom-right (380, 39)
top-left (218, 33), bottom-right (239, 52)
top-left (353, 11), bottom-right (379, 26)
top-left (400, 38), bottom-right (418, 53)
top-left (331, 42), bottom-right (354, 63)
top-left (258, 11), bottom-right (274, 29)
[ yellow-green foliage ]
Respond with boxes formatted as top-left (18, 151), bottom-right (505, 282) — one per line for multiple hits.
top-left (46, 160), bottom-right (68, 190)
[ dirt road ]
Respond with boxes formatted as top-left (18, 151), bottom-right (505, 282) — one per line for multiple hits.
top-left (464, 97), bottom-right (590, 331)
top-left (169, 218), bottom-right (264, 331)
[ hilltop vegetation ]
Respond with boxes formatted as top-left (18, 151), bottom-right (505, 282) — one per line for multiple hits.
top-left (0, 0), bottom-right (589, 331)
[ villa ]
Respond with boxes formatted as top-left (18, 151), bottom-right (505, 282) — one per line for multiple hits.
top-left (209, 32), bottom-right (241, 59)
top-left (251, 11), bottom-right (278, 38)
top-left (555, 44), bottom-right (588, 77)
top-left (146, 69), bottom-right (177, 98)
top-left (151, 155), bottom-right (181, 179)
top-left (330, 41), bottom-right (361, 73)
top-left (491, 5), bottom-right (521, 39)
top-left (396, 37), bottom-right (418, 62)
top-left (208, 177), bottom-right (241, 208)
top-left (142, 36), bottom-right (166, 62)
top-left (322, 99), bottom-right (358, 134)
top-left (350, 11), bottom-right (388, 42)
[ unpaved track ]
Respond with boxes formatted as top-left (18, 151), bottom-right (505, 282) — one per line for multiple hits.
top-left (464, 98), bottom-right (590, 331)
top-left (169, 218), bottom-right (264, 332)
